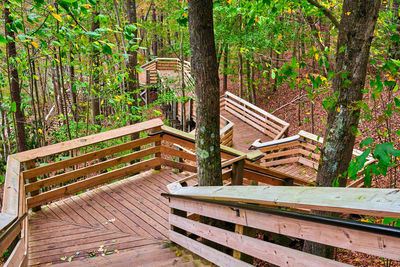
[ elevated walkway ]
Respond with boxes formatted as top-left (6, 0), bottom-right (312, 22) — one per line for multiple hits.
top-left (0, 119), bottom-right (398, 267)
top-left (29, 169), bottom-right (192, 266)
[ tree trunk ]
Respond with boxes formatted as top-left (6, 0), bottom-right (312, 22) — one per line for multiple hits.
top-left (5, 4), bottom-right (27, 152)
top-left (152, 4), bottom-right (158, 57)
top-left (222, 44), bottom-right (228, 93)
top-left (304, 0), bottom-right (381, 258)
top-left (188, 0), bottom-right (222, 186)
top-left (91, 9), bottom-right (101, 126)
top-left (69, 49), bottom-right (78, 122)
top-left (127, 0), bottom-right (140, 141)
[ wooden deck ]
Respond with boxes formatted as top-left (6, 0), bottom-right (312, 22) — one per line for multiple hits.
top-left (271, 163), bottom-right (317, 184)
top-left (221, 110), bottom-right (272, 152)
top-left (28, 168), bottom-right (194, 266)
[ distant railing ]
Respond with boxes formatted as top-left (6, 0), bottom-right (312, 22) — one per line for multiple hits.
top-left (220, 115), bottom-right (234, 147)
top-left (256, 130), bottom-right (375, 187)
top-left (164, 185), bottom-right (400, 267)
top-left (140, 58), bottom-right (194, 88)
top-left (221, 92), bottom-right (290, 140)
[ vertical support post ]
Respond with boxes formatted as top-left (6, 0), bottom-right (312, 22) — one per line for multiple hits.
top-left (231, 158), bottom-right (245, 186)
top-left (152, 126), bottom-right (162, 170)
top-left (25, 160), bottom-right (40, 211)
top-left (145, 70), bottom-right (151, 85)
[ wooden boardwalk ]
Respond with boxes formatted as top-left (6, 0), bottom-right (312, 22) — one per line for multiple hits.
top-left (221, 110), bottom-right (272, 152)
top-left (28, 168), bottom-right (194, 266)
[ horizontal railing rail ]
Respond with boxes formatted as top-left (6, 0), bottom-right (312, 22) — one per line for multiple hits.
top-left (164, 185), bottom-right (400, 266)
top-left (256, 130), bottom-right (375, 187)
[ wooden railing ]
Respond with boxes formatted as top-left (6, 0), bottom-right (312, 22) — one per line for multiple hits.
top-left (1, 119), bottom-right (299, 266)
top-left (140, 58), bottom-right (194, 88)
top-left (220, 115), bottom-right (234, 147)
top-left (221, 92), bottom-right (290, 140)
top-left (256, 130), bottom-right (375, 187)
top-left (164, 185), bottom-right (400, 267)
top-left (160, 125), bottom-right (302, 186)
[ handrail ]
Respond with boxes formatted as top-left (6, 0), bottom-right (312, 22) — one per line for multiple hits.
top-left (13, 119), bottom-right (164, 163)
top-left (167, 185), bottom-right (400, 218)
top-left (165, 191), bottom-right (400, 265)
top-left (163, 193), bottom-right (400, 238)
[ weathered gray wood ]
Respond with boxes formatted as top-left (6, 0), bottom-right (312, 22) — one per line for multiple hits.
top-left (0, 213), bottom-right (17, 230)
top-left (2, 156), bottom-right (21, 216)
top-left (169, 197), bottom-right (400, 260)
top-left (169, 214), bottom-right (350, 267)
top-left (170, 185), bottom-right (400, 218)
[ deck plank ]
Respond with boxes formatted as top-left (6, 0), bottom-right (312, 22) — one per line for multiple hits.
top-left (28, 169), bottom-right (182, 266)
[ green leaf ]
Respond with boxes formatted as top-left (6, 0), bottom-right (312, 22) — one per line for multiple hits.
top-left (11, 102), bottom-right (16, 113)
top-left (0, 34), bottom-right (7, 43)
top-left (85, 31), bottom-right (101, 38)
top-left (360, 137), bottom-right (373, 148)
top-left (102, 43), bottom-right (112, 55)
top-left (394, 97), bottom-right (400, 108)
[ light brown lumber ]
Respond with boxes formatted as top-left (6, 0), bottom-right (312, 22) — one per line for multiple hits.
top-left (13, 119), bottom-right (163, 162)
top-left (2, 156), bottom-right (21, 216)
top-left (169, 197), bottom-right (400, 261)
top-left (261, 157), bottom-right (299, 167)
top-left (242, 170), bottom-right (284, 186)
top-left (25, 146), bottom-right (160, 193)
top-left (261, 149), bottom-right (300, 160)
top-left (298, 157), bottom-right (319, 169)
top-left (169, 230), bottom-right (252, 267)
top-left (160, 146), bottom-right (196, 162)
top-left (27, 158), bottom-right (161, 208)
top-left (161, 159), bottom-right (197, 173)
top-left (4, 237), bottom-right (26, 267)
top-left (0, 222), bottom-right (22, 257)
top-left (259, 141), bottom-right (301, 153)
top-left (225, 92), bottom-right (289, 126)
top-left (23, 135), bottom-right (160, 180)
top-left (170, 185), bottom-right (400, 219)
top-left (169, 214), bottom-right (350, 267)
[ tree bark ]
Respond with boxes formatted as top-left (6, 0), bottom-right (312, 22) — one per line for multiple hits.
top-left (4, 4), bottom-right (27, 152)
top-left (304, 0), bottom-right (381, 258)
top-left (91, 9), bottom-right (101, 126)
top-left (188, 0), bottom-right (222, 186)
top-left (151, 4), bottom-right (158, 57)
top-left (222, 44), bottom-right (228, 93)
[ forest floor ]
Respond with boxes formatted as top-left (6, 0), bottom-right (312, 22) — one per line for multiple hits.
top-left (221, 72), bottom-right (400, 266)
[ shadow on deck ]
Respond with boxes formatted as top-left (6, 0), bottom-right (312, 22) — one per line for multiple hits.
top-left (29, 168), bottom-right (192, 266)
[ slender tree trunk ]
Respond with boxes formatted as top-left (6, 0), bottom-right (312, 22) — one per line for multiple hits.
top-left (5, 4), bottom-right (27, 152)
top-left (91, 9), bottom-right (101, 126)
top-left (152, 4), bottom-right (158, 57)
top-left (188, 0), bottom-right (222, 186)
top-left (127, 0), bottom-right (139, 133)
top-left (222, 44), bottom-right (228, 93)
top-left (69, 49), bottom-right (78, 122)
top-left (304, 0), bottom-right (381, 258)
top-left (251, 64), bottom-right (256, 104)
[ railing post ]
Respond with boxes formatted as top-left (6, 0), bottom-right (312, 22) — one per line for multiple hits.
top-left (25, 160), bottom-right (41, 212)
top-left (231, 158), bottom-right (245, 186)
top-left (152, 127), bottom-right (162, 170)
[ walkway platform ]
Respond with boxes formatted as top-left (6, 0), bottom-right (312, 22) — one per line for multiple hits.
top-left (28, 169), bottom-right (194, 266)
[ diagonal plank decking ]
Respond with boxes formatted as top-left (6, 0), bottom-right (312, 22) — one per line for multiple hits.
top-left (28, 168), bottom-right (194, 266)
top-left (221, 110), bottom-right (272, 152)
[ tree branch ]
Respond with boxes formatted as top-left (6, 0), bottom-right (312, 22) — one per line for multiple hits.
top-left (306, 0), bottom-right (341, 30)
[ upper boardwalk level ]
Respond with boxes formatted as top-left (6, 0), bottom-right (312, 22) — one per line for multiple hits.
top-left (0, 119), bottom-right (399, 266)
